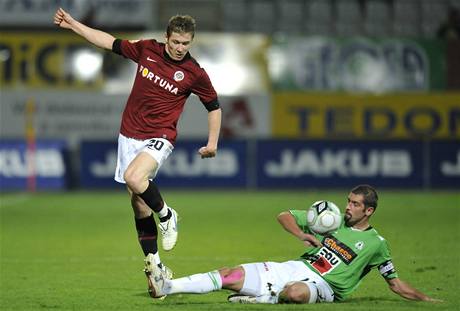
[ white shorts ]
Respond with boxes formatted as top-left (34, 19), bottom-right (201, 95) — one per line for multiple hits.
top-left (240, 260), bottom-right (334, 304)
top-left (114, 133), bottom-right (174, 183)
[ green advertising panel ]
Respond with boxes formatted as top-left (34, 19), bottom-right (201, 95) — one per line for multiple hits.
top-left (268, 36), bottom-right (446, 92)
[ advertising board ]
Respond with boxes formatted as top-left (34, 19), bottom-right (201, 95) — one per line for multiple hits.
top-left (273, 92), bottom-right (460, 139)
top-left (256, 140), bottom-right (424, 188)
top-left (79, 140), bottom-right (247, 188)
top-left (0, 140), bottom-right (68, 190)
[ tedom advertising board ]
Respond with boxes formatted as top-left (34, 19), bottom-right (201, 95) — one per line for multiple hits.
top-left (272, 93), bottom-right (460, 139)
top-left (0, 140), bottom-right (68, 190)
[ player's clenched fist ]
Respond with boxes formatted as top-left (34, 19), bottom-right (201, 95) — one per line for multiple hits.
top-left (53, 7), bottom-right (74, 29)
top-left (198, 146), bottom-right (217, 159)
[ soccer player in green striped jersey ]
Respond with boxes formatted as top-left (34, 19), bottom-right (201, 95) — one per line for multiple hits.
top-left (146, 185), bottom-right (441, 304)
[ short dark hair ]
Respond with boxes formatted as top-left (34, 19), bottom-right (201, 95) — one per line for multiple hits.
top-left (351, 184), bottom-right (378, 210)
top-left (166, 15), bottom-right (196, 38)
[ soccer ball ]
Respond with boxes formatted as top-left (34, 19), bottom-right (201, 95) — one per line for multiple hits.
top-left (307, 200), bottom-right (342, 234)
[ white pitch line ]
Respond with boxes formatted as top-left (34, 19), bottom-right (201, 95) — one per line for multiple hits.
top-left (0, 193), bottom-right (31, 209)
top-left (0, 255), bottom-right (278, 264)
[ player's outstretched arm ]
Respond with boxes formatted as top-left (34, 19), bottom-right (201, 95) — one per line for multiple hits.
top-left (53, 7), bottom-right (115, 50)
top-left (277, 212), bottom-right (321, 247)
top-left (198, 108), bottom-right (221, 159)
top-left (386, 278), bottom-right (442, 302)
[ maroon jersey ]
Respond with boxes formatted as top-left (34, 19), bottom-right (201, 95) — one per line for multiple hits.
top-left (117, 39), bottom-right (217, 144)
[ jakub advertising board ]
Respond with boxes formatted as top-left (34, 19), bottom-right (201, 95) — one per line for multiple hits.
top-left (256, 139), bottom-right (425, 188)
top-left (79, 140), bottom-right (247, 188)
top-left (0, 140), bottom-right (68, 190)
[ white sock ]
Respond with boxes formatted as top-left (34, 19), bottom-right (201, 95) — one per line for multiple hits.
top-left (163, 271), bottom-right (222, 294)
top-left (152, 252), bottom-right (162, 266)
top-left (157, 202), bottom-right (169, 219)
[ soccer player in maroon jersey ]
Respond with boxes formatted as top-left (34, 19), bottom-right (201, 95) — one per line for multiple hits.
top-left (53, 7), bottom-right (221, 291)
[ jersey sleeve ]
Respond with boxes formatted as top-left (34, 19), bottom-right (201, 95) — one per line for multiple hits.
top-left (289, 210), bottom-right (310, 233)
top-left (118, 39), bottom-right (146, 62)
top-left (370, 237), bottom-right (398, 280)
top-left (191, 70), bottom-right (218, 106)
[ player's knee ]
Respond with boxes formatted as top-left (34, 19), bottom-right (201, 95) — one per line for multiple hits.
top-left (123, 168), bottom-right (144, 192)
top-left (218, 267), bottom-right (231, 275)
top-left (219, 267), bottom-right (244, 289)
top-left (282, 282), bottom-right (309, 304)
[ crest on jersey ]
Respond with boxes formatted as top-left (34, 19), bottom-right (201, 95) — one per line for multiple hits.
top-left (355, 241), bottom-right (364, 251)
top-left (174, 71), bottom-right (184, 81)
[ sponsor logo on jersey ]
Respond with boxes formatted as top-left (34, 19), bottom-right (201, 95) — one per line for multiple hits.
top-left (307, 247), bottom-right (340, 275)
top-left (323, 237), bottom-right (357, 264)
top-left (173, 71), bottom-right (184, 81)
top-left (138, 65), bottom-right (178, 95)
top-left (305, 237), bottom-right (358, 275)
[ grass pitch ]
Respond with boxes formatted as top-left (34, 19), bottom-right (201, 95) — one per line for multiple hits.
top-left (1, 190), bottom-right (459, 310)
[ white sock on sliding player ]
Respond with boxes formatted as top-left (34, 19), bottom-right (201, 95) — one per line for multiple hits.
top-left (163, 271), bottom-right (222, 294)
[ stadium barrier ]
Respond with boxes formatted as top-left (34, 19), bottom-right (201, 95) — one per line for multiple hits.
top-left (79, 139), bottom-right (458, 190)
top-left (1, 139), bottom-right (458, 191)
top-left (0, 140), bottom-right (69, 191)
top-left (79, 140), bottom-right (248, 189)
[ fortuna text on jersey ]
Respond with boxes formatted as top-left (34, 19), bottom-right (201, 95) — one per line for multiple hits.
top-left (138, 64), bottom-right (179, 95)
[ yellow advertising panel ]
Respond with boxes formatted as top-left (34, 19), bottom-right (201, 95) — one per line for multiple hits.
top-left (0, 33), bottom-right (104, 89)
top-left (273, 92), bottom-right (460, 139)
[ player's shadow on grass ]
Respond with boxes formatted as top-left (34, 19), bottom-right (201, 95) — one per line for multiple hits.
top-left (345, 296), bottom-right (403, 303)
top-left (135, 292), bottom-right (232, 305)
top-left (136, 292), bottom-right (404, 304)
top-left (137, 292), bottom-right (423, 307)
